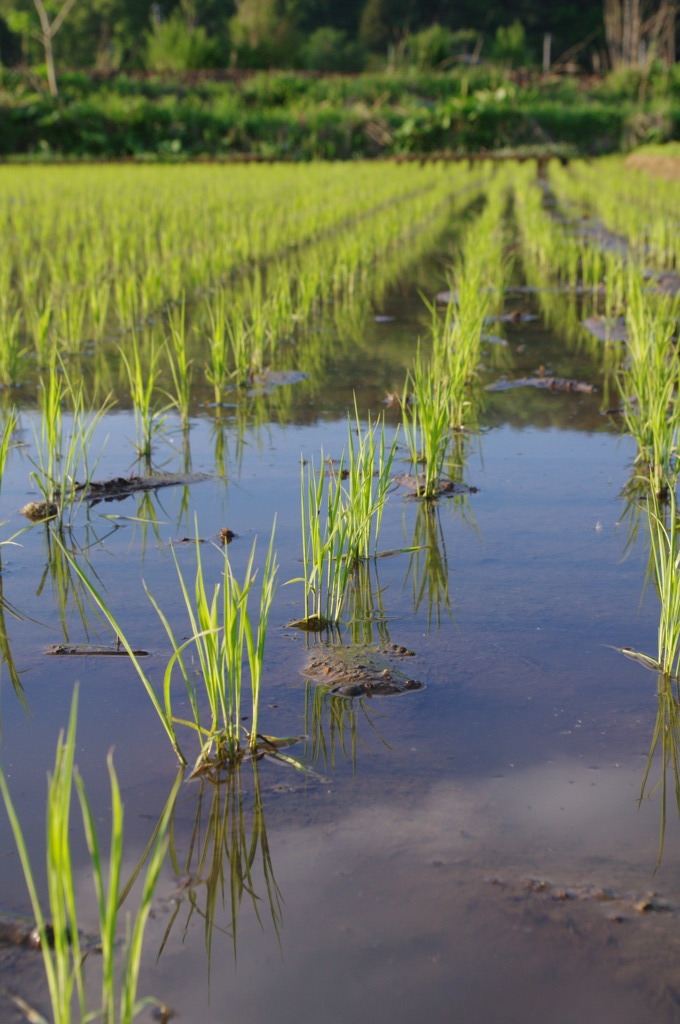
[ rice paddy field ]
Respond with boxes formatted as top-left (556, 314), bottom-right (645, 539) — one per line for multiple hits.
top-left (0, 157), bottom-right (680, 1022)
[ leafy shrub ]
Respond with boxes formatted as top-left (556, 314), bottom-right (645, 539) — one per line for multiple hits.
top-left (299, 27), bottom-right (366, 73)
top-left (145, 9), bottom-right (221, 72)
top-left (491, 20), bottom-right (533, 68)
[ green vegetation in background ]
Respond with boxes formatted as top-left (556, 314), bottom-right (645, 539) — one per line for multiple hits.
top-left (2, 63), bottom-right (680, 158)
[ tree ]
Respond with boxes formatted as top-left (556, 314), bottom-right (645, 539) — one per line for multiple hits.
top-left (603, 0), bottom-right (677, 68)
top-left (31, 0), bottom-right (79, 95)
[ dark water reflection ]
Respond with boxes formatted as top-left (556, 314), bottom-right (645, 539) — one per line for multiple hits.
top-left (0, 261), bottom-right (675, 1023)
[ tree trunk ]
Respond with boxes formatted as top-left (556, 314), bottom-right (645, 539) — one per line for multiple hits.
top-left (32, 0), bottom-right (80, 98)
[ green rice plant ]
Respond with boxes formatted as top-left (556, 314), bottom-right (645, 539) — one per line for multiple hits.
top-left (57, 288), bottom-right (89, 357)
top-left (113, 276), bottom-right (141, 333)
top-left (119, 335), bottom-right (169, 465)
top-left (617, 278), bottom-right (680, 494)
top-left (88, 280), bottom-right (111, 343)
top-left (647, 487), bottom-right (680, 681)
top-left (25, 296), bottom-right (55, 369)
top-left (401, 346), bottom-right (452, 500)
top-left (291, 410), bottom-right (397, 629)
top-left (165, 300), bottom-right (194, 432)
top-left (0, 405), bottom-right (17, 495)
top-left (64, 523), bottom-right (278, 773)
top-left (29, 358), bottom-right (112, 522)
top-left (292, 453), bottom-right (354, 629)
top-left (0, 687), bottom-right (180, 1024)
top-left (204, 289), bottom-right (230, 406)
top-left (0, 305), bottom-right (27, 388)
top-left (616, 485), bottom-right (680, 681)
top-left (150, 525), bottom-right (278, 770)
top-left (343, 402), bottom-right (399, 563)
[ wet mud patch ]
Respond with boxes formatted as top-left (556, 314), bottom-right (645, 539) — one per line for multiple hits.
top-left (45, 643), bottom-right (149, 657)
top-left (301, 643), bottom-right (424, 697)
top-left (393, 473), bottom-right (478, 498)
top-left (581, 315), bottom-right (630, 343)
top-left (247, 370), bottom-right (309, 396)
top-left (485, 375), bottom-right (595, 394)
top-left (20, 473), bottom-right (211, 519)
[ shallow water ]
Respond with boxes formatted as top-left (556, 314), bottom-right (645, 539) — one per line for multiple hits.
top-left (0, 249), bottom-right (675, 1023)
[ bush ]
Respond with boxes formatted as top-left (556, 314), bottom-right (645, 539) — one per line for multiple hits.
top-left (144, 10), bottom-right (221, 72)
top-left (405, 24), bottom-right (457, 69)
top-left (298, 27), bottom-right (366, 73)
top-left (491, 20), bottom-right (533, 68)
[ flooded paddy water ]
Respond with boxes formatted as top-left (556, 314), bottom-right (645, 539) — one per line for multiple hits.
top-left (0, 160), bottom-right (679, 1023)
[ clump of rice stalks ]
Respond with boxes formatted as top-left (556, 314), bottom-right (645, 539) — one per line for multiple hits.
top-left (618, 278), bottom-right (680, 495)
top-left (63, 524), bottom-right (278, 774)
top-left (0, 687), bottom-right (180, 1024)
top-left (27, 357), bottom-right (111, 524)
top-left (615, 484), bottom-right (680, 681)
top-left (401, 345), bottom-right (452, 500)
top-left (119, 333), bottom-right (170, 465)
top-left (290, 408), bottom-right (398, 628)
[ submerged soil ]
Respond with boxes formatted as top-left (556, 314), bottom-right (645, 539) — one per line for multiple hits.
top-left (0, 213), bottom-right (674, 1024)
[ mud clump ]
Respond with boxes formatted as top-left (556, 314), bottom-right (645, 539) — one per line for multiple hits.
top-left (302, 643), bottom-right (424, 697)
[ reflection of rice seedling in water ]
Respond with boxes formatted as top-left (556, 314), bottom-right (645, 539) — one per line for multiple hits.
top-left (639, 673), bottom-right (680, 867)
top-left (0, 688), bottom-right (179, 1024)
top-left (616, 486), bottom-right (680, 682)
top-left (403, 502), bottom-right (453, 631)
top-left (161, 758), bottom-right (282, 963)
top-left (303, 676), bottom-right (390, 774)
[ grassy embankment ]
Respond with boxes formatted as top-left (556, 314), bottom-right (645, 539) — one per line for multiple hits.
top-left (2, 65), bottom-right (680, 160)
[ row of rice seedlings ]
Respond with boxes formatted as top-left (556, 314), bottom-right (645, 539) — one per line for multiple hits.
top-left (65, 526), bottom-right (278, 774)
top-left (291, 410), bottom-right (399, 629)
top-left (401, 172), bottom-right (509, 500)
top-left (0, 163), bottom-right (485, 374)
top-left (0, 689), bottom-right (181, 1024)
top-left (550, 157), bottom-right (680, 271)
top-left (194, 169), bottom-right (490, 392)
top-left (512, 162), bottom-right (626, 312)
